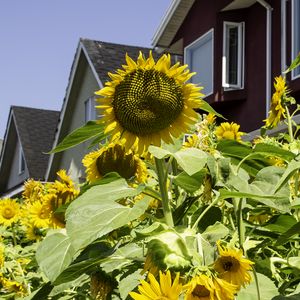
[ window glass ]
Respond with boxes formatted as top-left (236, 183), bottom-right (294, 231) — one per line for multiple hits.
top-left (85, 97), bottom-right (96, 122)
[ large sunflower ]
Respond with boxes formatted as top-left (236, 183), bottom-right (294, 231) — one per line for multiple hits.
top-left (215, 122), bottom-right (244, 141)
top-left (0, 198), bottom-right (21, 227)
top-left (184, 274), bottom-right (215, 300)
top-left (96, 52), bottom-right (204, 154)
top-left (26, 200), bottom-right (51, 228)
top-left (82, 142), bottom-right (148, 183)
top-left (264, 76), bottom-right (288, 129)
top-left (214, 242), bottom-right (254, 289)
top-left (129, 270), bottom-right (182, 300)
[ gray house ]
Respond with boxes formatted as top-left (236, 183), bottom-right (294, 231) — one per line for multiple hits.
top-left (0, 106), bottom-right (59, 197)
top-left (45, 38), bottom-right (162, 183)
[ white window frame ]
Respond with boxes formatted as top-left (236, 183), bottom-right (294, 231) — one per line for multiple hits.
top-left (18, 147), bottom-right (25, 174)
top-left (222, 21), bottom-right (245, 89)
top-left (292, 0), bottom-right (300, 80)
top-left (184, 28), bottom-right (214, 97)
top-left (84, 96), bottom-right (97, 123)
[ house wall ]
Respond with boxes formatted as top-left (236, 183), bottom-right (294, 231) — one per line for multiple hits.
top-left (171, 1), bottom-right (284, 132)
top-left (6, 138), bottom-right (29, 190)
top-left (53, 54), bottom-right (100, 183)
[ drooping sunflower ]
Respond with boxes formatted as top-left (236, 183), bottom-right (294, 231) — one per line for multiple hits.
top-left (215, 122), bottom-right (244, 141)
top-left (129, 270), bottom-right (182, 300)
top-left (0, 198), bottom-right (21, 227)
top-left (264, 76), bottom-right (288, 129)
top-left (26, 200), bottom-right (52, 228)
top-left (96, 52), bottom-right (204, 154)
top-left (82, 142), bottom-right (148, 183)
top-left (184, 274), bottom-right (215, 300)
top-left (214, 242), bottom-right (254, 289)
top-left (213, 277), bottom-right (237, 300)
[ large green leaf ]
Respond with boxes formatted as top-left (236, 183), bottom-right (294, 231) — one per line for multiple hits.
top-left (66, 179), bottom-right (149, 251)
top-left (284, 53), bottom-right (300, 74)
top-left (173, 170), bottom-right (206, 193)
top-left (276, 221), bottom-right (300, 246)
top-left (50, 121), bottom-right (106, 153)
top-left (236, 273), bottom-right (279, 299)
top-left (200, 100), bottom-right (224, 118)
top-left (253, 143), bottom-right (295, 161)
top-left (119, 270), bottom-right (144, 300)
top-left (23, 282), bottom-right (53, 300)
top-left (36, 231), bottom-right (75, 282)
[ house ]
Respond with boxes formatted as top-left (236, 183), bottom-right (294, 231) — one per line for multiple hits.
top-left (0, 139), bottom-right (2, 154)
top-left (0, 106), bottom-right (60, 197)
top-left (152, 0), bottom-right (300, 132)
top-left (45, 38), bottom-right (164, 183)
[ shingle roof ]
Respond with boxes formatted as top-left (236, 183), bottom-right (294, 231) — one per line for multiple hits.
top-left (80, 38), bottom-right (166, 83)
top-left (12, 106), bottom-right (60, 180)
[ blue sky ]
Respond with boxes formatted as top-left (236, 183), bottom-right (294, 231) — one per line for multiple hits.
top-left (0, 0), bottom-right (172, 139)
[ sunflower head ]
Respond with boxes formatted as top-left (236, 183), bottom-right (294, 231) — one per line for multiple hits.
top-left (22, 179), bottom-right (44, 203)
top-left (96, 51), bottom-right (204, 154)
top-left (82, 142), bottom-right (148, 183)
top-left (215, 122), bottom-right (244, 141)
top-left (0, 198), bottom-right (21, 227)
top-left (184, 274), bottom-right (215, 300)
top-left (26, 200), bottom-right (51, 228)
top-left (130, 270), bottom-right (182, 300)
top-left (214, 241), bottom-right (254, 289)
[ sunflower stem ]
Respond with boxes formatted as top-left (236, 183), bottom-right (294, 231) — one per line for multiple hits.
top-left (285, 105), bottom-right (294, 142)
top-left (233, 198), bottom-right (245, 249)
top-left (252, 267), bottom-right (261, 300)
top-left (155, 158), bottom-right (174, 227)
top-left (12, 224), bottom-right (17, 246)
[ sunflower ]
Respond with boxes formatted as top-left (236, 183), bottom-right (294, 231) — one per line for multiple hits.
top-left (26, 200), bottom-right (51, 228)
top-left (214, 242), bottom-right (254, 289)
top-left (96, 52), bottom-right (204, 154)
top-left (22, 179), bottom-right (44, 203)
top-left (129, 270), bottom-right (182, 300)
top-left (1, 278), bottom-right (27, 296)
top-left (24, 221), bottom-right (45, 241)
top-left (215, 122), bottom-right (244, 141)
top-left (213, 277), bottom-right (237, 300)
top-left (82, 142), bottom-right (148, 183)
top-left (0, 198), bottom-right (21, 227)
top-left (43, 193), bottom-right (66, 229)
top-left (0, 244), bottom-right (5, 268)
top-left (264, 76), bottom-right (288, 129)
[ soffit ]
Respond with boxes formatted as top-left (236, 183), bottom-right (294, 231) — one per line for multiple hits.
top-left (221, 0), bottom-right (257, 11)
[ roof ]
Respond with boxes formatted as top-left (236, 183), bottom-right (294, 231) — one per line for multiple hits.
top-left (0, 106), bottom-right (60, 182)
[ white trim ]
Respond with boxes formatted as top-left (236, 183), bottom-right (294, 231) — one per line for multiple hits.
top-left (291, 0), bottom-right (300, 80)
top-left (281, 0), bottom-right (287, 75)
top-left (1, 185), bottom-right (24, 198)
top-left (152, 0), bottom-right (181, 46)
top-left (184, 28), bottom-right (214, 97)
top-left (222, 21), bottom-right (245, 90)
top-left (45, 41), bottom-right (104, 181)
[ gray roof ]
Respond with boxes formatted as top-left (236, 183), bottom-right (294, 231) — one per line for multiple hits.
top-left (80, 38), bottom-right (172, 83)
top-left (12, 106), bottom-right (60, 179)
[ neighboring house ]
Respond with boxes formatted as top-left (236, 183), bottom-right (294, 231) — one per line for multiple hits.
top-left (0, 106), bottom-right (60, 197)
top-left (46, 38), bottom-right (164, 183)
top-left (152, 0), bottom-right (300, 132)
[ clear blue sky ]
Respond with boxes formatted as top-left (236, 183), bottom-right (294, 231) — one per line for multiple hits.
top-left (0, 0), bottom-right (172, 139)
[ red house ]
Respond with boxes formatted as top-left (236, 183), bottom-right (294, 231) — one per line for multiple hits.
top-left (152, 0), bottom-right (300, 132)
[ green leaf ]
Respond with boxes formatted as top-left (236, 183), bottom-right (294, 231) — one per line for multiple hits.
top-left (202, 222), bottom-right (229, 243)
top-left (173, 170), bottom-right (206, 193)
top-left (264, 215), bottom-right (297, 234)
top-left (49, 121), bottom-right (106, 153)
top-left (273, 159), bottom-right (300, 193)
top-left (276, 221), bottom-right (300, 245)
top-left (66, 179), bottom-right (149, 251)
top-left (173, 148), bottom-right (207, 176)
top-left (119, 270), bottom-right (144, 300)
top-left (23, 282), bottom-right (53, 300)
top-left (272, 294), bottom-right (300, 300)
top-left (288, 257), bottom-right (300, 270)
top-left (236, 272), bottom-right (279, 299)
top-left (148, 146), bottom-right (172, 159)
top-left (36, 231), bottom-right (75, 282)
top-left (284, 52), bottom-right (300, 74)
top-left (200, 100), bottom-right (224, 119)
top-left (253, 143), bottom-right (295, 161)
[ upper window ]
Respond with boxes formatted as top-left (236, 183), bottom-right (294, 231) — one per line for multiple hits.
top-left (185, 29), bottom-right (214, 96)
top-left (84, 97), bottom-right (97, 123)
top-left (19, 147), bottom-right (25, 174)
top-left (292, 0), bottom-right (300, 79)
top-left (222, 22), bottom-right (245, 89)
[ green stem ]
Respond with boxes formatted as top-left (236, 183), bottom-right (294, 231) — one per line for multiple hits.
top-left (252, 268), bottom-right (261, 300)
top-left (12, 224), bottom-right (17, 246)
top-left (192, 196), bottom-right (219, 230)
top-left (155, 158), bottom-right (174, 227)
top-left (285, 105), bottom-right (294, 142)
top-left (233, 198), bottom-right (245, 248)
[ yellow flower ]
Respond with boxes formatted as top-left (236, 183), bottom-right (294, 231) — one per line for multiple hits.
top-left (26, 200), bottom-right (51, 228)
top-left (82, 143), bottom-right (148, 183)
top-left (24, 221), bottom-right (44, 241)
top-left (96, 52), bottom-right (204, 154)
top-left (43, 194), bottom-right (66, 229)
top-left (215, 122), bottom-right (244, 141)
top-left (183, 134), bottom-right (199, 148)
top-left (0, 244), bottom-right (5, 268)
top-left (214, 242), bottom-right (254, 289)
top-left (0, 198), bottom-right (20, 226)
top-left (213, 277), bottom-right (237, 300)
top-left (206, 113), bottom-right (216, 125)
top-left (1, 278), bottom-right (27, 296)
top-left (264, 76), bottom-right (288, 129)
top-left (22, 179), bottom-right (44, 203)
top-left (184, 274), bottom-right (215, 300)
top-left (130, 270), bottom-right (182, 300)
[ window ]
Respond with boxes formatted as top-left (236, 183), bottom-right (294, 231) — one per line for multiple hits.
top-left (19, 147), bottom-right (25, 174)
top-left (222, 22), bottom-right (245, 89)
top-left (84, 97), bottom-right (97, 122)
top-left (185, 29), bottom-right (214, 96)
top-left (292, 0), bottom-right (300, 79)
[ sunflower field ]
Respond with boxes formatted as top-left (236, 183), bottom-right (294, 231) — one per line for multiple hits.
top-left (1, 52), bottom-right (300, 299)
